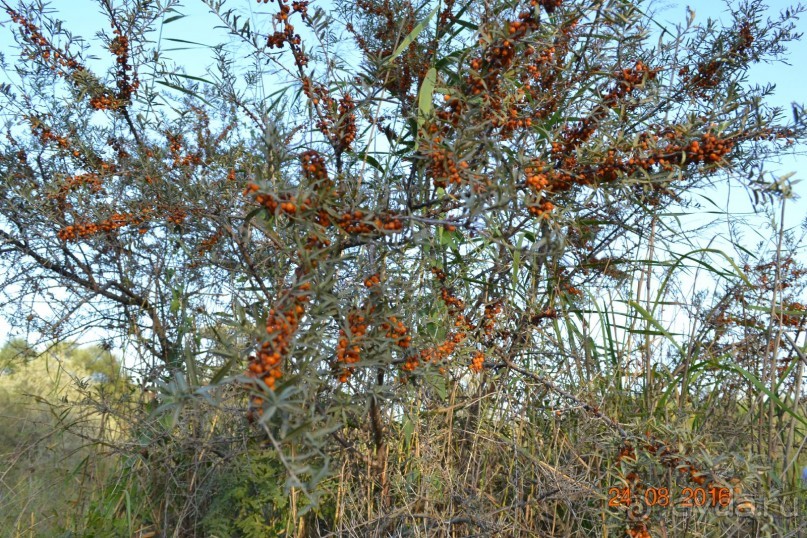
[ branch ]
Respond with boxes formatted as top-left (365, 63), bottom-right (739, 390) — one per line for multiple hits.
top-left (503, 356), bottom-right (629, 439)
top-left (0, 229), bottom-right (172, 362)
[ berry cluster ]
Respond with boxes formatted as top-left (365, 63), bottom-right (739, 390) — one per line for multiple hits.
top-left (336, 307), bottom-right (372, 382)
top-left (301, 82), bottom-right (358, 152)
top-left (426, 143), bottom-right (468, 188)
top-left (422, 5), bottom-right (581, 200)
top-left (300, 150), bottom-right (330, 186)
top-left (608, 61), bottom-right (657, 102)
top-left (432, 267), bottom-right (465, 312)
top-left (165, 131), bottom-right (203, 168)
top-left (27, 116), bottom-right (70, 150)
top-left (560, 281), bottom-right (582, 297)
top-left (438, 0), bottom-right (456, 26)
top-left (337, 210), bottom-right (373, 234)
top-left (401, 268), bottom-right (473, 374)
top-left (198, 231), bottom-right (224, 255)
top-left (166, 208), bottom-right (187, 226)
top-left (381, 316), bottom-right (410, 349)
top-left (440, 288), bottom-right (465, 311)
top-left (625, 523), bottom-right (650, 538)
top-left (242, 152), bottom-right (333, 250)
top-left (336, 94), bottom-right (357, 151)
top-left (627, 129), bottom-right (734, 174)
top-left (558, 61), bottom-right (658, 155)
top-left (336, 210), bottom-right (403, 234)
top-left (525, 23), bottom-right (578, 120)
top-left (347, 0), bottom-right (424, 98)
top-left (244, 183), bottom-right (311, 217)
top-left (682, 131), bottom-right (733, 166)
top-left (6, 7), bottom-right (84, 78)
top-left (523, 159), bottom-right (557, 217)
top-left (246, 281), bottom-right (312, 399)
top-left (333, 276), bottom-right (411, 382)
top-left (90, 29), bottom-right (138, 110)
top-left (467, 301), bottom-right (506, 372)
top-left (481, 301), bottom-right (502, 337)
top-left (534, 127), bottom-right (735, 204)
top-left (469, 350), bottom-right (485, 373)
top-left (291, 1), bottom-right (309, 16)
top-left (534, 0), bottom-right (562, 13)
top-left (492, 104), bottom-right (534, 134)
top-left (89, 94), bottom-right (124, 111)
top-left (527, 198), bottom-right (555, 218)
top-left (264, 0), bottom-right (307, 68)
top-left (312, 92), bottom-right (358, 152)
top-left (166, 132), bottom-right (182, 164)
top-left (781, 302), bottom-right (806, 327)
top-left (363, 273), bottom-right (381, 288)
top-left (529, 307), bottom-right (558, 325)
top-left (48, 173), bottom-right (105, 209)
top-left (506, 10), bottom-right (540, 39)
top-left (450, 5), bottom-right (552, 138)
top-left (109, 28), bottom-right (140, 103)
top-left (58, 211), bottom-right (145, 241)
top-left (105, 135), bottom-right (130, 162)
top-left (435, 95), bottom-right (465, 128)
top-left (243, 152), bottom-right (338, 412)
top-left (682, 22), bottom-right (755, 95)
top-left (405, 331), bottom-right (466, 372)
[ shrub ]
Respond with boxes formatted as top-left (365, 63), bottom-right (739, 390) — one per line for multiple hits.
top-left (1, 0), bottom-right (806, 535)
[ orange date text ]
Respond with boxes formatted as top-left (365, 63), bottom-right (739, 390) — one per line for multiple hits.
top-left (608, 486), bottom-right (732, 508)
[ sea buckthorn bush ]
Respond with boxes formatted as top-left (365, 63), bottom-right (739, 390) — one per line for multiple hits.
top-left (1, 0), bottom-right (806, 535)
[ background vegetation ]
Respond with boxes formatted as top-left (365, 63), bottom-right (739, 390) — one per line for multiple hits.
top-left (1, 0), bottom-right (806, 536)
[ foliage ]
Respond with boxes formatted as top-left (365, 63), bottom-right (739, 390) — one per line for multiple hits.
top-left (200, 451), bottom-right (291, 538)
top-left (0, 341), bottom-right (131, 537)
top-left (1, 0), bottom-right (807, 536)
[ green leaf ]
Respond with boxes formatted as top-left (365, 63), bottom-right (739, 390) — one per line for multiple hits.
top-left (170, 73), bottom-right (215, 85)
top-left (155, 80), bottom-right (214, 106)
top-left (162, 37), bottom-right (211, 47)
top-left (354, 151), bottom-right (384, 173)
top-left (628, 300), bottom-right (683, 354)
top-left (209, 352), bottom-right (239, 384)
top-left (451, 18), bottom-right (478, 32)
top-left (512, 235), bottom-right (522, 291)
top-left (441, 0), bottom-right (476, 38)
top-left (402, 415), bottom-right (415, 447)
top-left (730, 365), bottom-right (807, 426)
top-left (426, 371), bottom-right (447, 400)
top-left (385, 5), bottom-right (438, 65)
top-left (437, 227), bottom-right (459, 248)
top-left (417, 66), bottom-right (437, 130)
